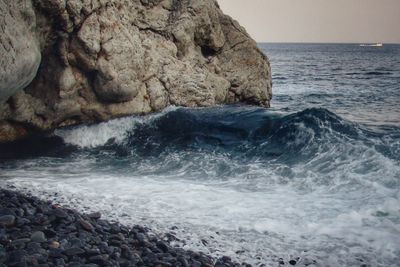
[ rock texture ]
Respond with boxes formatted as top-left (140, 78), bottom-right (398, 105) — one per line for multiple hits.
top-left (0, 0), bottom-right (272, 143)
top-left (0, 0), bottom-right (41, 103)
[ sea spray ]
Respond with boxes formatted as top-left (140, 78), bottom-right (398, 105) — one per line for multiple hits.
top-left (1, 105), bottom-right (399, 266)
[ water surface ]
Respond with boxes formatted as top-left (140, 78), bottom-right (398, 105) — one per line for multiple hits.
top-left (1, 43), bottom-right (399, 266)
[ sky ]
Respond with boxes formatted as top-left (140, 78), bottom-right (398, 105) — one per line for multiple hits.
top-left (218, 0), bottom-right (400, 44)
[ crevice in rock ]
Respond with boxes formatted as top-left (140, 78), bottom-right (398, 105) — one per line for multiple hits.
top-left (228, 39), bottom-right (248, 51)
top-left (201, 45), bottom-right (217, 58)
top-left (137, 26), bottom-right (170, 40)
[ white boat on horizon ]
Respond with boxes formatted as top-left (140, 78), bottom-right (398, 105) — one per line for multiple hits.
top-left (360, 43), bottom-right (383, 47)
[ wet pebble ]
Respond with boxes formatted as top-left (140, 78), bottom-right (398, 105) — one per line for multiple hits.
top-left (88, 212), bottom-right (101, 220)
top-left (11, 238), bottom-right (30, 247)
top-left (0, 215), bottom-right (15, 227)
top-left (0, 189), bottom-right (247, 267)
top-left (53, 209), bottom-right (68, 219)
top-left (31, 231), bottom-right (47, 243)
top-left (79, 219), bottom-right (94, 232)
top-left (64, 247), bottom-right (85, 256)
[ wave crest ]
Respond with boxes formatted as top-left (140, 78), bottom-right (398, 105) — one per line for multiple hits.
top-left (50, 106), bottom-right (398, 164)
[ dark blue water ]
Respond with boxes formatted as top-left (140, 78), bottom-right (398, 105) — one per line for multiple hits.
top-left (264, 43), bottom-right (400, 128)
top-left (1, 43), bottom-right (399, 266)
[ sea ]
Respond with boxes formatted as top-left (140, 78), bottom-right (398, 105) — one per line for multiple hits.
top-left (1, 43), bottom-right (399, 266)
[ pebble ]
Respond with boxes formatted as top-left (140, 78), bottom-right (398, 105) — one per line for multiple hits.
top-left (48, 248), bottom-right (63, 258)
top-left (156, 241), bottom-right (169, 253)
top-left (85, 248), bottom-right (101, 256)
top-left (88, 212), bottom-right (101, 220)
top-left (64, 247), bottom-right (85, 256)
top-left (11, 238), bottom-right (31, 245)
top-left (53, 209), bottom-right (68, 219)
top-left (26, 242), bottom-right (43, 253)
top-left (136, 232), bottom-right (147, 242)
top-left (89, 254), bottom-right (109, 265)
top-left (0, 215), bottom-right (15, 227)
top-left (48, 241), bottom-right (60, 249)
top-left (79, 219), bottom-right (94, 232)
top-left (0, 189), bottom-right (252, 266)
top-left (16, 218), bottom-right (30, 227)
top-left (30, 231), bottom-right (47, 243)
top-left (43, 229), bottom-right (56, 238)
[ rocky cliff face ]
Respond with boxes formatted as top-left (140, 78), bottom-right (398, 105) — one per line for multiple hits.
top-left (0, 0), bottom-right (272, 143)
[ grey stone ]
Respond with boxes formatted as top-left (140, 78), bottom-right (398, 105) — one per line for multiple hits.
top-left (0, 0), bottom-right (272, 143)
top-left (54, 209), bottom-right (68, 219)
top-left (79, 219), bottom-right (94, 232)
top-left (0, 0), bottom-right (41, 103)
top-left (0, 215), bottom-right (15, 226)
top-left (64, 247), bottom-right (85, 256)
top-left (88, 212), bottom-right (101, 220)
top-left (89, 254), bottom-right (109, 265)
top-left (11, 238), bottom-right (31, 247)
top-left (30, 231), bottom-right (47, 243)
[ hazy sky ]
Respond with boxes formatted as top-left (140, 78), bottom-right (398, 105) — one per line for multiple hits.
top-left (218, 0), bottom-right (400, 43)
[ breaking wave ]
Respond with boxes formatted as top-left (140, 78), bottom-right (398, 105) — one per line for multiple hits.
top-left (1, 106), bottom-right (399, 266)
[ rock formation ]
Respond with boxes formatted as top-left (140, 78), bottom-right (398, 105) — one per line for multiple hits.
top-left (0, 0), bottom-right (272, 143)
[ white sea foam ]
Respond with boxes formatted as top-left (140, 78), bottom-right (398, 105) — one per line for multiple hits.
top-left (1, 137), bottom-right (399, 266)
top-left (55, 117), bottom-right (138, 148)
top-left (55, 106), bottom-right (178, 148)
top-left (2, 105), bottom-right (400, 266)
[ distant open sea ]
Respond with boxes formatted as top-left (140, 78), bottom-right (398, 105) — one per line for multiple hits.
top-left (1, 43), bottom-right (399, 266)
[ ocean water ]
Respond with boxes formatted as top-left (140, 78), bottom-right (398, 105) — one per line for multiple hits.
top-left (1, 43), bottom-right (400, 266)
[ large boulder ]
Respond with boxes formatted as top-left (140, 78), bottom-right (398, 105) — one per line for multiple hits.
top-left (0, 0), bottom-right (41, 103)
top-left (0, 0), bottom-right (272, 143)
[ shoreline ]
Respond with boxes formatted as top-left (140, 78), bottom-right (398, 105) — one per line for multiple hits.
top-left (0, 188), bottom-right (247, 267)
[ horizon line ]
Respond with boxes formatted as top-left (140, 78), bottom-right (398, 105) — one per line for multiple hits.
top-left (257, 41), bottom-right (400, 45)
